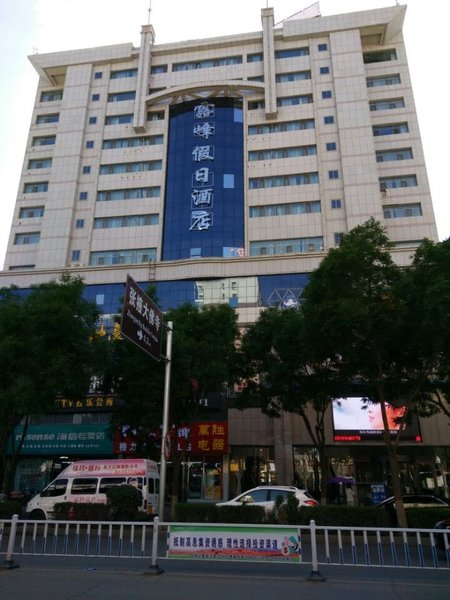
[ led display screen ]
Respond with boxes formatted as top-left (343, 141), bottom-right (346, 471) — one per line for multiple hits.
top-left (332, 397), bottom-right (422, 442)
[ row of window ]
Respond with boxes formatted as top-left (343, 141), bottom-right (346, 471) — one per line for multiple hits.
top-left (249, 172), bottom-right (319, 189)
top-left (89, 248), bottom-right (156, 266)
top-left (93, 214), bottom-right (159, 229)
top-left (249, 201), bottom-right (321, 218)
top-left (97, 187), bottom-right (160, 201)
top-left (99, 160), bottom-right (162, 175)
top-left (250, 237), bottom-right (323, 256)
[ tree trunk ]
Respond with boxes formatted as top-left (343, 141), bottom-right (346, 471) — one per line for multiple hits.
top-left (388, 444), bottom-right (407, 528)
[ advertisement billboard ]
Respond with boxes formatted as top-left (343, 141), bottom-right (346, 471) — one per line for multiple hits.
top-left (332, 397), bottom-right (422, 442)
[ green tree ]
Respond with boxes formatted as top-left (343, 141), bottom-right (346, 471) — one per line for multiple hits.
top-left (109, 302), bottom-right (240, 510)
top-left (239, 306), bottom-right (346, 502)
top-left (299, 220), bottom-right (450, 527)
top-left (0, 274), bottom-right (99, 493)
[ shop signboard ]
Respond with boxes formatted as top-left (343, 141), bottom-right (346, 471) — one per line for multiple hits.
top-left (10, 424), bottom-right (113, 455)
top-left (167, 525), bottom-right (301, 562)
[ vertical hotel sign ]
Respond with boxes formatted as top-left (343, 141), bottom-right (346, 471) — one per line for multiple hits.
top-left (120, 275), bottom-right (163, 360)
top-left (190, 102), bottom-right (215, 232)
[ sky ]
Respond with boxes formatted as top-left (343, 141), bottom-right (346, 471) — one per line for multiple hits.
top-left (0, 0), bottom-right (448, 268)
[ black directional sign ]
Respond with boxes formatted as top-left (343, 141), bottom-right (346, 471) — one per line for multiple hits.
top-left (120, 275), bottom-right (163, 360)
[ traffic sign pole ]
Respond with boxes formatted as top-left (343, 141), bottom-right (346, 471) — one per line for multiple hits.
top-left (158, 320), bottom-right (173, 519)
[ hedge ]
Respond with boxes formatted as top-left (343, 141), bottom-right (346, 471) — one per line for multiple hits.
top-left (0, 501), bottom-right (23, 519)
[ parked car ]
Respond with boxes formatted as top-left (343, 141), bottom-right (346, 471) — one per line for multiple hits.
top-left (375, 494), bottom-right (449, 526)
top-left (217, 485), bottom-right (318, 514)
top-left (433, 517), bottom-right (450, 552)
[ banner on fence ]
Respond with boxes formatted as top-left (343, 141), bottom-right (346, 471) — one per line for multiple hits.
top-left (167, 525), bottom-right (301, 562)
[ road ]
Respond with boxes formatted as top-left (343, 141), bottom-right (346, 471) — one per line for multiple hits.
top-left (1, 555), bottom-right (450, 600)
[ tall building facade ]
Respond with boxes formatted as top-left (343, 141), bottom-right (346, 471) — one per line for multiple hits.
top-left (1, 5), bottom-right (447, 502)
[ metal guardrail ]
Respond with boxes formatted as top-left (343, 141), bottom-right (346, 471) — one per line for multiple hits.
top-left (1, 515), bottom-right (449, 573)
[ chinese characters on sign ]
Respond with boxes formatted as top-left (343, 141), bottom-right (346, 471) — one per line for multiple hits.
top-left (175, 421), bottom-right (228, 454)
top-left (55, 395), bottom-right (117, 411)
top-left (120, 275), bottom-right (163, 360)
top-left (114, 422), bottom-right (228, 455)
top-left (167, 525), bottom-right (302, 562)
top-left (190, 102), bottom-right (215, 232)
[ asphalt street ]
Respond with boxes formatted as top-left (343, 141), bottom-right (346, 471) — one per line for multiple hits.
top-left (1, 555), bottom-right (450, 600)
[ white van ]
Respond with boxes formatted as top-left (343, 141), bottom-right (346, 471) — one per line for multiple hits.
top-left (26, 459), bottom-right (160, 520)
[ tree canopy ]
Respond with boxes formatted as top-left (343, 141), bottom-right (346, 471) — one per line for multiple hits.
top-left (0, 274), bottom-right (99, 492)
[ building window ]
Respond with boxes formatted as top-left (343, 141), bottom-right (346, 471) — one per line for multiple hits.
top-left (318, 43), bottom-right (328, 51)
top-left (275, 71), bottom-right (311, 82)
top-left (111, 68), bottom-right (138, 79)
top-left (249, 172), bottom-right (319, 189)
top-left (105, 114), bottom-right (133, 125)
top-left (334, 233), bottom-right (343, 246)
top-left (369, 98), bottom-right (405, 111)
top-left (247, 53), bottom-right (263, 62)
top-left (28, 158), bottom-right (52, 169)
top-left (102, 135), bottom-right (163, 149)
top-left (328, 170), bottom-right (339, 180)
top-left (75, 219), bottom-right (85, 229)
top-left (367, 74), bottom-right (401, 88)
top-left (249, 145), bottom-right (316, 161)
top-left (324, 116), bottom-right (334, 124)
top-left (91, 94), bottom-right (100, 101)
top-left (190, 247), bottom-right (202, 258)
top-left (79, 192), bottom-right (88, 200)
top-left (326, 142), bottom-right (336, 151)
top-left (88, 116), bottom-right (97, 124)
top-left (32, 135), bottom-right (56, 147)
top-left (331, 199), bottom-right (342, 209)
top-left (85, 140), bottom-right (94, 149)
top-left (247, 75), bottom-right (264, 82)
top-left (93, 214), bottom-right (159, 229)
top-left (248, 118), bottom-right (315, 135)
top-left (363, 49), bottom-right (397, 64)
top-left (71, 250), bottom-right (81, 261)
top-left (376, 148), bottom-right (413, 162)
top-left (82, 166), bottom-right (91, 174)
top-left (97, 187), bottom-right (160, 201)
top-left (36, 113), bottom-right (59, 125)
top-left (19, 206), bottom-right (45, 218)
top-left (150, 65), bottom-right (168, 74)
top-left (94, 71), bottom-right (103, 79)
top-left (275, 47), bottom-right (309, 59)
top-left (277, 94), bottom-right (313, 107)
top-left (108, 91), bottom-right (136, 102)
top-left (248, 99), bottom-right (265, 110)
top-left (89, 248), bottom-right (157, 266)
top-left (99, 160), bottom-right (162, 175)
top-left (373, 123), bottom-right (409, 136)
top-left (383, 203), bottom-right (422, 218)
top-left (250, 236), bottom-right (323, 256)
top-left (14, 232), bottom-right (40, 245)
top-left (40, 90), bottom-right (63, 102)
top-left (249, 200), bottom-right (321, 217)
top-left (173, 56), bottom-right (242, 71)
top-left (320, 66), bottom-right (330, 74)
top-left (24, 182), bottom-right (48, 193)
top-left (147, 111), bottom-right (165, 121)
top-left (8, 265), bottom-right (35, 271)
top-left (321, 90), bottom-right (332, 99)
top-left (379, 175), bottom-right (417, 189)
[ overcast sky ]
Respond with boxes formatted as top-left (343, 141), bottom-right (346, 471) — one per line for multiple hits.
top-left (0, 0), bottom-right (448, 268)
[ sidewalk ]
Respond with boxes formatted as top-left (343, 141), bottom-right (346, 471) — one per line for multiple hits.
top-left (1, 556), bottom-right (450, 600)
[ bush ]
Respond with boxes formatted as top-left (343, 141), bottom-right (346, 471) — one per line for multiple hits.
top-left (0, 501), bottom-right (23, 519)
top-left (106, 484), bottom-right (142, 520)
top-left (405, 507), bottom-right (450, 529)
top-left (53, 502), bottom-right (110, 520)
top-left (173, 503), bottom-right (266, 524)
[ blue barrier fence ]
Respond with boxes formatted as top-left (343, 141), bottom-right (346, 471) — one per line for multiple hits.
top-left (1, 514), bottom-right (449, 572)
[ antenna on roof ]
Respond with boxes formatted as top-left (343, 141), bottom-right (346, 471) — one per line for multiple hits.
top-left (147, 0), bottom-right (152, 24)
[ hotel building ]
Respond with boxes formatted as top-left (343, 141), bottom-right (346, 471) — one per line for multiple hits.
top-left (1, 4), bottom-right (447, 501)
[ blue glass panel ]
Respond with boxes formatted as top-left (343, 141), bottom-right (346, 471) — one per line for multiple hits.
top-left (163, 98), bottom-right (244, 260)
